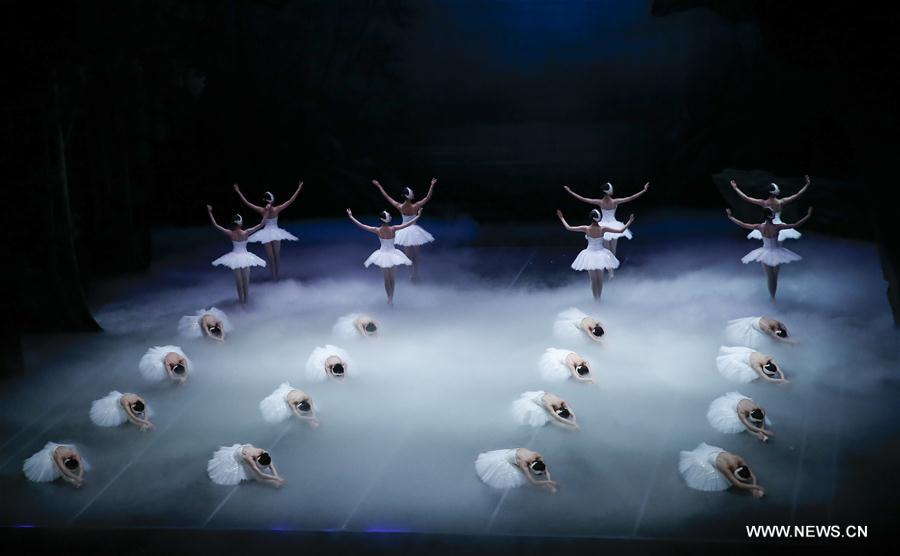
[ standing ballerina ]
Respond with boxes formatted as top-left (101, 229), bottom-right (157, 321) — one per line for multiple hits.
top-left (726, 207), bottom-right (812, 300)
top-left (563, 181), bottom-right (648, 275)
top-left (730, 175), bottom-right (810, 243)
top-left (372, 178), bottom-right (437, 282)
top-left (207, 205), bottom-right (267, 306)
top-left (346, 208), bottom-right (422, 305)
top-left (234, 181), bottom-right (303, 281)
top-left (556, 209), bottom-right (633, 301)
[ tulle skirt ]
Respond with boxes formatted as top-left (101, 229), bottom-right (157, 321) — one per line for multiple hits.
top-left (748, 227), bottom-right (801, 242)
top-left (212, 251), bottom-right (267, 270)
top-left (571, 248), bottom-right (619, 271)
top-left (249, 221), bottom-right (298, 243)
top-left (139, 345), bottom-right (190, 382)
top-left (741, 244), bottom-right (801, 266)
top-left (178, 307), bottom-right (232, 339)
top-left (716, 346), bottom-right (758, 383)
top-left (553, 308), bottom-right (590, 342)
top-left (706, 392), bottom-right (750, 434)
top-left (538, 348), bottom-right (574, 381)
top-left (394, 224), bottom-right (434, 246)
top-left (364, 247), bottom-right (413, 268)
top-left (207, 444), bottom-right (249, 485)
top-left (679, 443), bottom-right (730, 491)
top-left (332, 313), bottom-right (363, 340)
top-left (23, 442), bottom-right (63, 482)
top-left (305, 344), bottom-right (353, 382)
top-left (511, 391), bottom-right (550, 427)
top-left (259, 383), bottom-right (295, 424)
top-left (475, 449), bottom-right (526, 489)
top-left (90, 391), bottom-right (128, 427)
top-left (600, 215), bottom-right (633, 240)
top-left (724, 317), bottom-right (765, 349)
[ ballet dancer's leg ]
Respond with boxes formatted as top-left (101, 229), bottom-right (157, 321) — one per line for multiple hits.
top-left (764, 264), bottom-right (777, 300)
top-left (272, 240), bottom-right (282, 281)
top-left (241, 268), bottom-right (251, 304)
top-left (382, 268), bottom-right (393, 305)
top-left (589, 270), bottom-right (603, 300)
top-left (263, 242), bottom-right (277, 280)
top-left (407, 245), bottom-right (420, 282)
top-left (233, 270), bottom-right (244, 304)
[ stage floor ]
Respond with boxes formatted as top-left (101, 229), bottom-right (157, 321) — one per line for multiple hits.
top-left (1, 211), bottom-right (897, 543)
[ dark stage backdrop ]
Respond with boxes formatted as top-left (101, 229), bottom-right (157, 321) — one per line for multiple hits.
top-left (3, 0), bottom-right (899, 374)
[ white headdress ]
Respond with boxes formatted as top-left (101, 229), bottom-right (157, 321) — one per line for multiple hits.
top-left (590, 209), bottom-right (601, 222)
top-left (379, 211), bottom-right (392, 223)
top-left (232, 214), bottom-right (243, 226)
top-left (264, 191), bottom-right (275, 203)
top-left (769, 183), bottom-right (780, 196)
top-left (403, 187), bottom-right (414, 200)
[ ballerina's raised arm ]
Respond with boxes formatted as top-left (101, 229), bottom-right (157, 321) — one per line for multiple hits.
top-left (275, 180), bottom-right (304, 212)
top-left (413, 178), bottom-right (437, 208)
top-left (556, 209), bottom-right (589, 232)
top-left (346, 209), bottom-right (380, 233)
top-left (724, 208), bottom-right (760, 230)
top-left (232, 184), bottom-right (266, 214)
top-left (615, 182), bottom-right (650, 205)
top-left (391, 210), bottom-right (422, 231)
top-left (600, 213), bottom-right (635, 235)
top-left (729, 180), bottom-right (767, 206)
top-left (372, 180), bottom-right (403, 209)
top-left (562, 185), bottom-right (602, 205)
top-left (206, 205), bottom-right (232, 234)
top-left (780, 175), bottom-right (811, 204)
top-left (775, 207), bottom-right (813, 230)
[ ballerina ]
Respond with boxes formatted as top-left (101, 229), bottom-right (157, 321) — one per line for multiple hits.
top-left (234, 181), bottom-right (303, 281)
top-left (563, 181), bottom-right (648, 274)
top-left (207, 444), bottom-right (285, 487)
top-left (706, 392), bottom-right (773, 442)
top-left (556, 209), bottom-right (633, 301)
top-left (305, 344), bottom-right (354, 382)
top-left (553, 307), bottom-right (605, 343)
top-left (139, 345), bottom-right (191, 384)
top-left (511, 391), bottom-right (578, 430)
top-left (23, 442), bottom-right (88, 488)
top-left (730, 175), bottom-right (810, 242)
top-left (724, 316), bottom-right (791, 349)
top-left (716, 346), bottom-right (788, 384)
top-left (538, 348), bottom-right (595, 384)
top-left (679, 443), bottom-right (765, 498)
top-left (475, 448), bottom-right (557, 493)
top-left (346, 208), bottom-right (422, 305)
top-left (259, 383), bottom-right (319, 428)
top-left (89, 391), bottom-right (154, 431)
top-left (372, 178), bottom-right (437, 282)
top-left (207, 205), bottom-right (267, 305)
top-left (332, 312), bottom-right (379, 339)
top-left (178, 307), bottom-right (231, 342)
top-left (726, 207), bottom-right (812, 300)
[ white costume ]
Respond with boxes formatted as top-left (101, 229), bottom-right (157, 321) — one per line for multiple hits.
top-left (364, 238), bottom-right (412, 268)
top-left (90, 391), bottom-right (128, 427)
top-left (538, 348), bottom-right (579, 381)
top-left (552, 307), bottom-right (596, 342)
top-left (259, 382), bottom-right (316, 423)
top-left (571, 235), bottom-right (619, 271)
top-left (724, 317), bottom-right (769, 349)
top-left (741, 238), bottom-right (801, 266)
top-left (332, 313), bottom-right (372, 340)
top-left (716, 346), bottom-right (759, 383)
top-left (475, 449), bottom-right (527, 489)
top-left (511, 391), bottom-right (550, 427)
top-left (678, 442), bottom-right (730, 491)
top-left (249, 216), bottom-right (298, 243)
top-left (207, 444), bottom-right (250, 485)
top-left (212, 240), bottom-right (267, 269)
top-left (393, 214), bottom-right (434, 246)
top-left (23, 442), bottom-right (89, 483)
top-left (304, 344), bottom-right (354, 382)
top-left (598, 207), bottom-right (633, 240)
top-left (139, 345), bottom-right (190, 382)
top-left (748, 212), bottom-right (801, 242)
top-left (706, 392), bottom-right (771, 434)
top-left (177, 307), bottom-right (232, 339)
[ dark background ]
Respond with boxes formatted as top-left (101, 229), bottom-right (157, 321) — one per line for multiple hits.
top-left (3, 0), bottom-right (899, 374)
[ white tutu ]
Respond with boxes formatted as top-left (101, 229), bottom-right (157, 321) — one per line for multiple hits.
top-left (679, 442), bottom-right (730, 491)
top-left (139, 345), bottom-right (190, 382)
top-left (332, 313), bottom-right (365, 340)
top-left (364, 238), bottom-right (412, 268)
top-left (475, 449), bottom-right (527, 489)
top-left (716, 346), bottom-right (758, 383)
top-left (212, 240), bottom-right (267, 269)
top-left (599, 208), bottom-right (633, 240)
top-left (89, 391), bottom-right (128, 427)
top-left (511, 391), bottom-right (550, 427)
top-left (394, 214), bottom-right (434, 246)
top-left (747, 213), bottom-right (801, 242)
top-left (552, 307), bottom-right (591, 342)
top-left (178, 307), bottom-right (232, 339)
top-left (305, 344), bottom-right (354, 382)
top-left (724, 317), bottom-right (767, 349)
top-left (741, 238), bottom-right (801, 266)
top-left (23, 442), bottom-right (63, 482)
top-left (249, 217), bottom-right (298, 243)
top-left (538, 348), bottom-right (576, 381)
top-left (259, 383), bottom-right (295, 423)
top-left (571, 236), bottom-right (620, 271)
top-left (207, 444), bottom-right (250, 485)
top-left (707, 392), bottom-right (771, 434)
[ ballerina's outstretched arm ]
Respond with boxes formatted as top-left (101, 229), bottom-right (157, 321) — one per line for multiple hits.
top-left (289, 400), bottom-right (320, 425)
top-left (346, 209), bottom-right (380, 233)
top-left (206, 205), bottom-right (232, 234)
top-left (392, 210), bottom-right (422, 231)
top-left (245, 217), bottom-right (267, 235)
top-left (780, 175), bottom-right (811, 204)
top-left (372, 180), bottom-right (402, 209)
top-left (724, 208), bottom-right (759, 230)
top-left (729, 180), bottom-right (766, 206)
top-left (562, 185), bottom-right (602, 205)
top-left (414, 177), bottom-right (437, 208)
top-left (555, 210), bottom-right (588, 233)
top-left (615, 182), bottom-right (650, 204)
top-left (600, 213), bottom-right (635, 235)
top-left (233, 184), bottom-right (265, 214)
top-left (719, 461), bottom-right (764, 494)
top-left (276, 180), bottom-right (304, 212)
top-left (776, 207), bottom-right (813, 229)
top-left (544, 400), bottom-right (579, 429)
top-left (737, 411), bottom-right (772, 439)
top-left (246, 455), bottom-right (285, 485)
top-left (53, 450), bottom-right (85, 486)
top-left (123, 398), bottom-right (154, 430)
top-left (516, 460), bottom-right (558, 491)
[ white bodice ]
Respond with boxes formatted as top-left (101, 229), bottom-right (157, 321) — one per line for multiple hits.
top-left (584, 235), bottom-right (605, 250)
top-left (401, 214), bottom-right (416, 224)
top-left (600, 208), bottom-right (618, 221)
top-left (762, 238), bottom-right (778, 249)
top-left (378, 238), bottom-right (396, 249)
top-left (264, 217), bottom-right (279, 227)
top-left (231, 241), bottom-right (248, 253)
